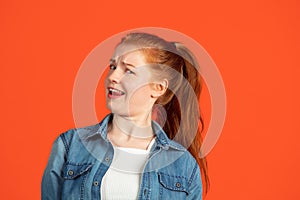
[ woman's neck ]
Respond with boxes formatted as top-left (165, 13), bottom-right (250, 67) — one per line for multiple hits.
top-left (107, 113), bottom-right (155, 149)
top-left (113, 114), bottom-right (154, 139)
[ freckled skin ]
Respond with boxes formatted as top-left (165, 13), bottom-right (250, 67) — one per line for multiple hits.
top-left (105, 50), bottom-right (156, 119)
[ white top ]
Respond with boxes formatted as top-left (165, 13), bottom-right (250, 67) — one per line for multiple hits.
top-left (100, 138), bottom-right (155, 200)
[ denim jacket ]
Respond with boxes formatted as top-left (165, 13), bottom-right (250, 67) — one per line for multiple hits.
top-left (42, 114), bottom-right (202, 200)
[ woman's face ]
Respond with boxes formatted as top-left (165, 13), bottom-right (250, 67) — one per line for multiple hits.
top-left (105, 46), bottom-right (157, 118)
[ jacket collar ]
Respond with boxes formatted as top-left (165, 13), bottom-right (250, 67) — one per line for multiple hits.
top-left (85, 113), bottom-right (185, 151)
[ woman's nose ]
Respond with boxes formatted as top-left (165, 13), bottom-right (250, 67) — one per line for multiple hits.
top-left (108, 68), bottom-right (123, 83)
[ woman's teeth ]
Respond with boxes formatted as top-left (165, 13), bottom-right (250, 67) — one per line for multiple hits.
top-left (108, 88), bottom-right (125, 96)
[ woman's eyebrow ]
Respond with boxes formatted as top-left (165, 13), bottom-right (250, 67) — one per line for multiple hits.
top-left (122, 61), bottom-right (136, 68)
top-left (109, 58), bottom-right (136, 68)
top-left (109, 59), bottom-right (116, 63)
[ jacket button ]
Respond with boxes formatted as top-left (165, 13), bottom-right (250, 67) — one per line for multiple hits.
top-left (68, 170), bottom-right (74, 176)
top-left (176, 182), bottom-right (181, 188)
top-left (93, 181), bottom-right (99, 186)
top-left (105, 156), bottom-right (110, 162)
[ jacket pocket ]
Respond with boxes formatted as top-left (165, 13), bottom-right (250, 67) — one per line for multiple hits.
top-left (61, 162), bottom-right (93, 199)
top-left (158, 172), bottom-right (189, 195)
top-left (63, 162), bottom-right (93, 180)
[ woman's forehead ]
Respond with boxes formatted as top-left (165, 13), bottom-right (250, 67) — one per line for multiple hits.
top-left (113, 43), bottom-right (140, 56)
top-left (111, 44), bottom-right (146, 64)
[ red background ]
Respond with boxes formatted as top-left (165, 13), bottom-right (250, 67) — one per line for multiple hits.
top-left (1, 0), bottom-right (299, 199)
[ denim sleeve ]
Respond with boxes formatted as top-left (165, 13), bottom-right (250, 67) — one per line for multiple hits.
top-left (188, 161), bottom-right (203, 200)
top-left (41, 136), bottom-right (66, 200)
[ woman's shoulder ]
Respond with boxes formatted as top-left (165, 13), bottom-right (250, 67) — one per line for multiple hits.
top-left (54, 123), bottom-right (107, 164)
top-left (152, 120), bottom-right (197, 165)
top-left (58, 123), bottom-right (100, 143)
top-left (167, 140), bottom-right (197, 164)
top-left (152, 137), bottom-right (198, 174)
top-left (59, 113), bottom-right (112, 142)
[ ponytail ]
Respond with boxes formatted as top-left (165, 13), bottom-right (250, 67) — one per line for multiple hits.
top-left (161, 43), bottom-right (210, 194)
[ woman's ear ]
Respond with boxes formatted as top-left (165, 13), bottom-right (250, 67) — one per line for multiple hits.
top-left (150, 79), bottom-right (168, 98)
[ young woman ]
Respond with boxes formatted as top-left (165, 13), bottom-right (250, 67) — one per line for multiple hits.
top-left (42, 32), bottom-right (209, 200)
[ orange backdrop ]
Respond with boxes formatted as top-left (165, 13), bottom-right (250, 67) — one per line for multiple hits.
top-left (1, 0), bottom-right (299, 199)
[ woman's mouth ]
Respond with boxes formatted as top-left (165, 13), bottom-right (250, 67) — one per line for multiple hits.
top-left (107, 87), bottom-right (125, 98)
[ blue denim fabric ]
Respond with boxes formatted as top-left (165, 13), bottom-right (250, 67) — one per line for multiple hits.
top-left (42, 114), bottom-right (202, 200)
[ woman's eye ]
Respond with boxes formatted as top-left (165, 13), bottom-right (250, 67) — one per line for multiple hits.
top-left (125, 69), bottom-right (134, 74)
top-left (109, 64), bottom-right (116, 70)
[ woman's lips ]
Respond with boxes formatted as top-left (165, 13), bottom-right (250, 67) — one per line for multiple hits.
top-left (107, 87), bottom-right (125, 98)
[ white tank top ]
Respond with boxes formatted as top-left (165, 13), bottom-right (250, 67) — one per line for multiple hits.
top-left (100, 139), bottom-right (155, 200)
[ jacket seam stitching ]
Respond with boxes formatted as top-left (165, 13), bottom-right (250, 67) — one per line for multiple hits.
top-left (188, 161), bottom-right (198, 188)
top-left (60, 131), bottom-right (74, 155)
top-left (60, 133), bottom-right (69, 155)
